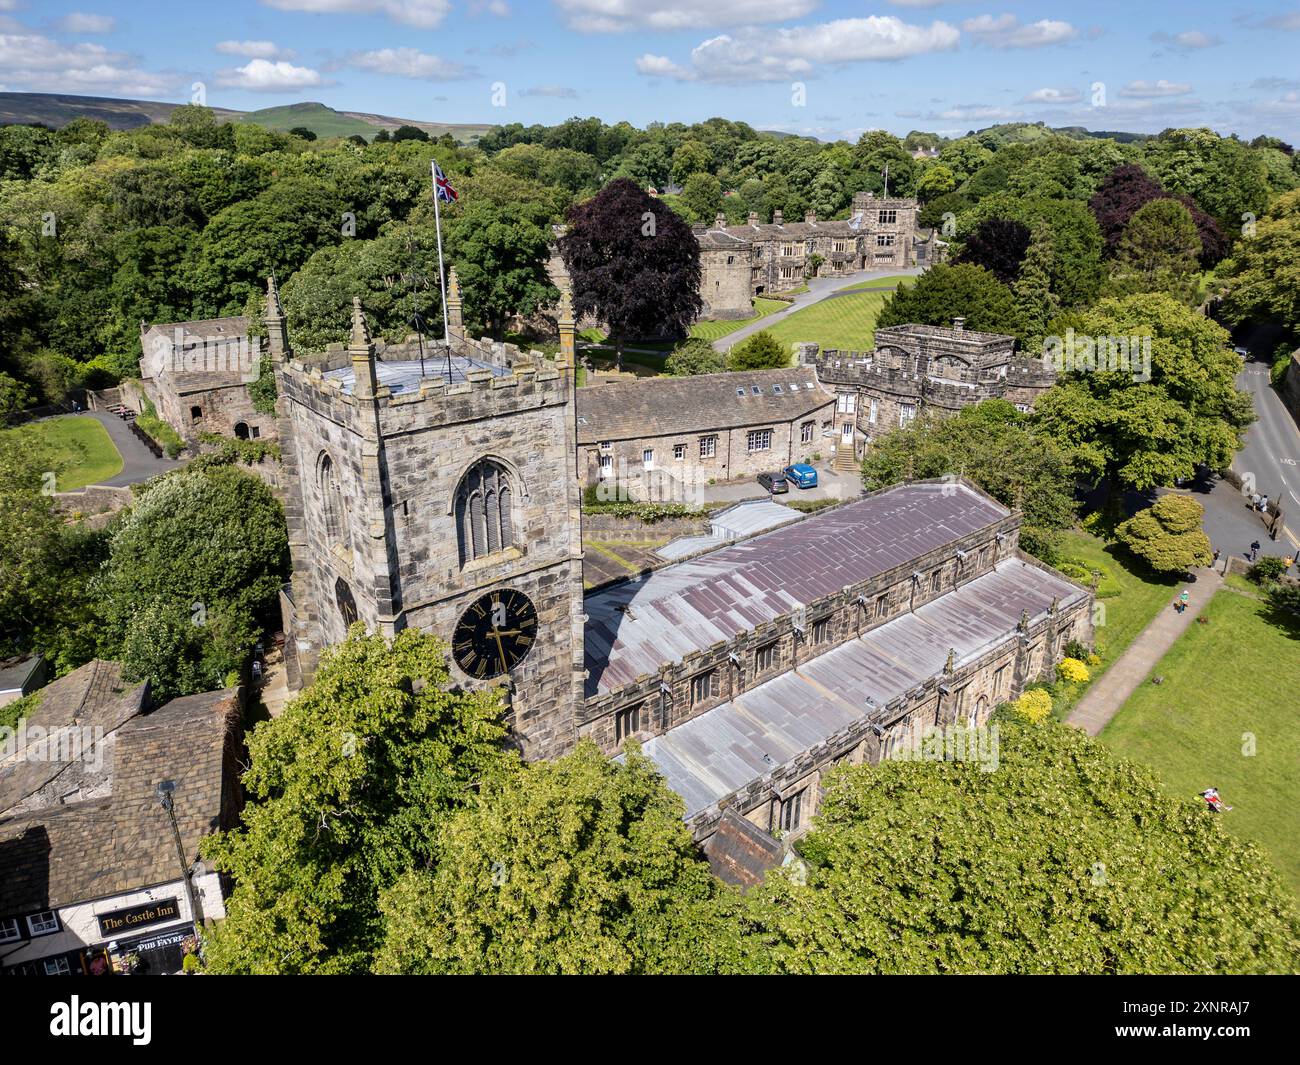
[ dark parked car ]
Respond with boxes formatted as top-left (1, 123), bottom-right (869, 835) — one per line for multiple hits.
top-left (758, 471), bottom-right (789, 494)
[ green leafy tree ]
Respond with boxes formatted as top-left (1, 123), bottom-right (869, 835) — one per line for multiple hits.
top-left (877, 263), bottom-right (1024, 342)
top-left (726, 330), bottom-right (787, 371)
top-left (671, 140), bottom-right (712, 184)
top-left (966, 195), bottom-right (1104, 308)
top-left (202, 628), bottom-right (518, 974)
top-left (915, 164), bottom-right (956, 202)
top-left (94, 465), bottom-right (289, 696)
top-left (1033, 294), bottom-right (1252, 505)
top-left (1220, 188), bottom-right (1300, 335)
top-left (190, 177), bottom-right (344, 316)
top-left (861, 401), bottom-right (1076, 560)
top-left (374, 741), bottom-right (748, 975)
top-left (1110, 199), bottom-right (1201, 301)
top-left (1012, 228), bottom-right (1060, 352)
top-left (1114, 495), bottom-right (1214, 573)
top-left (680, 172), bottom-right (723, 223)
top-left (280, 224), bottom-right (441, 350)
top-left (448, 199), bottom-right (558, 337)
top-left (0, 433), bottom-right (107, 668)
top-left (665, 338), bottom-right (726, 376)
top-left (747, 720), bottom-right (1300, 973)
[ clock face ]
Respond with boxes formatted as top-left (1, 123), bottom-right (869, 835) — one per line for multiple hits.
top-left (452, 588), bottom-right (538, 680)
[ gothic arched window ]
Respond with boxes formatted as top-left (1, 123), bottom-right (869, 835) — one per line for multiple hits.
top-left (455, 459), bottom-right (515, 565)
top-left (318, 452), bottom-right (346, 548)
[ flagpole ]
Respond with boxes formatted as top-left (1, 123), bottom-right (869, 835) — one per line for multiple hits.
top-left (431, 160), bottom-right (454, 381)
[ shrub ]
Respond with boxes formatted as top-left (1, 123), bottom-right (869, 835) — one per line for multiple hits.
top-left (1249, 556), bottom-right (1288, 585)
top-left (1010, 689), bottom-right (1053, 724)
top-left (1057, 657), bottom-right (1090, 683)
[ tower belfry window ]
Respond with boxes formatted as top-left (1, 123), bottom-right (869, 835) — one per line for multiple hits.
top-left (456, 459), bottom-right (515, 565)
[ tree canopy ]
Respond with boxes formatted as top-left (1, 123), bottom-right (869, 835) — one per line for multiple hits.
top-left (558, 178), bottom-right (702, 366)
top-left (1114, 495), bottom-right (1214, 573)
top-left (202, 627), bottom-right (518, 974)
top-left (746, 720), bottom-right (1300, 973)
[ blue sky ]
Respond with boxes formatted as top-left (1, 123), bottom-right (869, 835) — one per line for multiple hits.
top-left (3, 1), bottom-right (1300, 141)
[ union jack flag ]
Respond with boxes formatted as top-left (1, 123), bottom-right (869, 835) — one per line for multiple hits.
top-left (432, 160), bottom-right (458, 203)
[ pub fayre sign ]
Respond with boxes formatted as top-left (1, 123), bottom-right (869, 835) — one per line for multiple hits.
top-left (96, 898), bottom-right (180, 937)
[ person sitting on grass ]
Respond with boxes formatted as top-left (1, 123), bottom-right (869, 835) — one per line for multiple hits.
top-left (1200, 788), bottom-right (1232, 813)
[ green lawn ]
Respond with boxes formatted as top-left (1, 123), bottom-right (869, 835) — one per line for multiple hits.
top-left (838, 274), bottom-right (915, 293)
top-left (4, 415), bottom-right (123, 490)
top-left (1049, 531), bottom-right (1179, 717)
top-left (1101, 589), bottom-right (1300, 895)
top-left (752, 288), bottom-right (893, 354)
top-left (690, 297), bottom-right (785, 342)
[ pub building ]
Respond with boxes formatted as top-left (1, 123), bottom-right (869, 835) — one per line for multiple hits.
top-left (0, 664), bottom-right (245, 975)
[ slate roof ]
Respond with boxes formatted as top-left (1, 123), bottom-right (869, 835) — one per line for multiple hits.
top-left (584, 482), bottom-right (1010, 695)
top-left (0, 661), bottom-right (147, 816)
top-left (0, 688), bottom-right (242, 914)
top-left (143, 316), bottom-right (249, 342)
top-left (701, 808), bottom-right (784, 890)
top-left (576, 370), bottom-right (831, 445)
top-left (0, 655), bottom-right (44, 695)
top-left (640, 557), bottom-right (1086, 818)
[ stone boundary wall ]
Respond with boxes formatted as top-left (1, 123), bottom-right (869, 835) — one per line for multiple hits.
top-left (581, 513), bottom-right (708, 542)
top-left (53, 485), bottom-right (134, 515)
top-left (1282, 349), bottom-right (1300, 425)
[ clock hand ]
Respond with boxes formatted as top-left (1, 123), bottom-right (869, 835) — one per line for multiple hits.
top-left (490, 627), bottom-right (509, 672)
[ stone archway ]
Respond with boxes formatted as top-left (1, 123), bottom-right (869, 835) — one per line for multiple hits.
top-left (234, 422), bottom-right (250, 440)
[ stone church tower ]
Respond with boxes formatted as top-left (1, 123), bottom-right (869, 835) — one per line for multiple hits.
top-left (268, 277), bottom-right (585, 760)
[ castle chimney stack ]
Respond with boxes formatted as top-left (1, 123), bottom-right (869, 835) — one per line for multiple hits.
top-left (747, 211), bottom-right (759, 226)
top-left (714, 211), bottom-right (726, 230)
top-left (952, 317), bottom-right (966, 333)
top-left (773, 209), bottom-right (784, 225)
top-left (349, 296), bottom-right (378, 400)
top-left (805, 210), bottom-right (817, 224)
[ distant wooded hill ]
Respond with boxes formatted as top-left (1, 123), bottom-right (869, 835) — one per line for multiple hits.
top-left (0, 93), bottom-right (493, 144)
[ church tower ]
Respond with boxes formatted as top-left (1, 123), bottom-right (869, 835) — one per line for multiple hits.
top-left (272, 282), bottom-right (584, 759)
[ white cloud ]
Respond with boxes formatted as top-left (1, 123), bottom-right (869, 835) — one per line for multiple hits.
top-left (963, 14), bottom-right (1078, 49)
top-left (216, 58), bottom-right (326, 92)
top-left (557, 0), bottom-right (817, 34)
top-left (636, 53), bottom-right (696, 79)
top-left (215, 40), bottom-right (295, 60)
top-left (470, 0), bottom-right (510, 14)
top-left (56, 12), bottom-right (117, 33)
top-left (1150, 29), bottom-right (1220, 51)
top-left (0, 32), bottom-right (176, 95)
top-left (638, 17), bottom-right (959, 84)
top-left (260, 0), bottom-right (452, 29)
top-left (346, 46), bottom-right (473, 79)
top-left (520, 84), bottom-right (579, 98)
top-left (1264, 13), bottom-right (1300, 31)
top-left (1119, 79), bottom-right (1193, 99)
top-left (1022, 87), bottom-right (1081, 104)
top-left (930, 103), bottom-right (1020, 122)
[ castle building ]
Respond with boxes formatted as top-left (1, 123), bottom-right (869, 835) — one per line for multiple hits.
top-left (806, 318), bottom-right (1057, 471)
top-left (137, 316), bottom-right (273, 444)
top-left (268, 278), bottom-right (1088, 850)
top-left (696, 192), bottom-right (936, 319)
